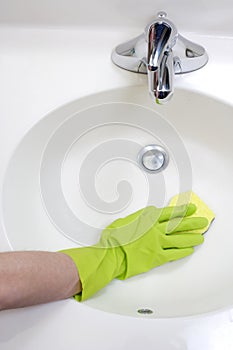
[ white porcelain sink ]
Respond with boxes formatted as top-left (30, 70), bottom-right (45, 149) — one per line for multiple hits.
top-left (2, 86), bottom-right (233, 318)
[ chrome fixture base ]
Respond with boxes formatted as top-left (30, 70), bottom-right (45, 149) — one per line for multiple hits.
top-left (111, 12), bottom-right (208, 104)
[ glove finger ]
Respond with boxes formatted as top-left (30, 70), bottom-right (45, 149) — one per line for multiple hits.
top-left (163, 247), bottom-right (194, 262)
top-left (160, 217), bottom-right (208, 234)
top-left (161, 233), bottom-right (204, 249)
top-left (158, 203), bottom-right (196, 222)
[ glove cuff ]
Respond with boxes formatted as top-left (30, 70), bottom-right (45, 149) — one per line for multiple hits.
top-left (60, 246), bottom-right (125, 301)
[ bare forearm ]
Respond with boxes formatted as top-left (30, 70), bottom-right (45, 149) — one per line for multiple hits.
top-left (0, 251), bottom-right (82, 310)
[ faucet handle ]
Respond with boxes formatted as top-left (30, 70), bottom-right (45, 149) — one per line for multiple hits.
top-left (145, 12), bottom-right (178, 103)
top-left (144, 12), bottom-right (178, 49)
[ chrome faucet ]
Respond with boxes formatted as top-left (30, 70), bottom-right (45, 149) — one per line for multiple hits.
top-left (111, 11), bottom-right (208, 104)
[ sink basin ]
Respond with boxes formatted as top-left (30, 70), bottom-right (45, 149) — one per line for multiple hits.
top-left (2, 86), bottom-right (233, 318)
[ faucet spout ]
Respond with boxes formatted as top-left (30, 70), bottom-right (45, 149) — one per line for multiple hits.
top-left (146, 16), bottom-right (178, 104)
top-left (111, 11), bottom-right (208, 104)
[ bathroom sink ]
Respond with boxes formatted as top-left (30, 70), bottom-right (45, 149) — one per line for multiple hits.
top-left (2, 86), bottom-right (233, 318)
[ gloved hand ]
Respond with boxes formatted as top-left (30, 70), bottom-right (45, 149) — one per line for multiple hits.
top-left (60, 200), bottom-right (211, 301)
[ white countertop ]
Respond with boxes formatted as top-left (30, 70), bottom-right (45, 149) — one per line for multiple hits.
top-left (0, 26), bottom-right (233, 349)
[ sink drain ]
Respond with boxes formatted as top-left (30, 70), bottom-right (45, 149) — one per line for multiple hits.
top-left (138, 144), bottom-right (169, 173)
top-left (137, 308), bottom-right (154, 315)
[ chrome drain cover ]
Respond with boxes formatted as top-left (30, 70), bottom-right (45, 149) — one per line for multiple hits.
top-left (138, 144), bottom-right (169, 173)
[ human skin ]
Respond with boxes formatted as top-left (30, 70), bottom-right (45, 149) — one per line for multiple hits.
top-left (0, 251), bottom-right (82, 310)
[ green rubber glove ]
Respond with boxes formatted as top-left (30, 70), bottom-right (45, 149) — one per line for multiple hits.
top-left (60, 202), bottom-right (210, 301)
